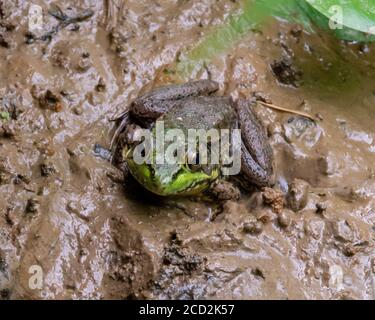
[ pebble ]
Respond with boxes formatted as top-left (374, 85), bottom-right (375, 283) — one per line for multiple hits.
top-left (40, 162), bottom-right (56, 177)
top-left (26, 197), bottom-right (40, 214)
top-left (278, 210), bottom-right (292, 228)
top-left (243, 220), bottom-right (263, 235)
top-left (287, 179), bottom-right (309, 212)
top-left (73, 105), bottom-right (83, 115)
top-left (315, 202), bottom-right (327, 214)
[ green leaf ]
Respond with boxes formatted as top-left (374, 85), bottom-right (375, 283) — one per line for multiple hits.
top-left (300, 0), bottom-right (375, 42)
top-left (176, 0), bottom-right (375, 78)
top-left (177, 0), bottom-right (304, 76)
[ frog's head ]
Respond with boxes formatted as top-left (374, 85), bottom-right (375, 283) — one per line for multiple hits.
top-left (124, 144), bottom-right (219, 196)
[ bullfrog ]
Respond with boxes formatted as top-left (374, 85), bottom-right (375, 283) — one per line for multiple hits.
top-left (111, 80), bottom-right (273, 199)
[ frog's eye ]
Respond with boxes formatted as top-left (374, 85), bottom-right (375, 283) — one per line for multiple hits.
top-left (186, 152), bottom-right (200, 172)
top-left (187, 151), bottom-right (199, 164)
top-left (202, 164), bottom-right (213, 176)
top-left (187, 163), bottom-right (201, 172)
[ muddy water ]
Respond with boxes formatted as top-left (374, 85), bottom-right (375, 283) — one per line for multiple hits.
top-left (0, 0), bottom-right (374, 300)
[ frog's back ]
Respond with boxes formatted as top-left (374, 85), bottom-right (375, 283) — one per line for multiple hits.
top-left (161, 97), bottom-right (236, 132)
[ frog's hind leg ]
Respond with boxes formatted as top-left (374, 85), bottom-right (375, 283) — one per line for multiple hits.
top-left (110, 110), bottom-right (131, 151)
top-left (130, 80), bottom-right (219, 121)
top-left (235, 99), bottom-right (274, 188)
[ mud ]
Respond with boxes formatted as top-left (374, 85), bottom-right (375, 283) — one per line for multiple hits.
top-left (0, 0), bottom-right (374, 300)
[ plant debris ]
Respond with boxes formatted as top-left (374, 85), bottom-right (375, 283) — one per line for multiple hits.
top-left (258, 101), bottom-right (315, 121)
top-left (25, 4), bottom-right (94, 44)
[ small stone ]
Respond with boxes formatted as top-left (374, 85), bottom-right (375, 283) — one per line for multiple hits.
top-left (210, 180), bottom-right (241, 201)
top-left (287, 179), bottom-right (309, 212)
top-left (262, 187), bottom-right (284, 213)
top-left (271, 57), bottom-right (303, 87)
top-left (30, 85), bottom-right (43, 99)
top-left (38, 90), bottom-right (63, 112)
top-left (258, 214), bottom-right (272, 224)
top-left (40, 162), bottom-right (56, 177)
top-left (73, 105), bottom-right (83, 115)
top-left (14, 174), bottom-right (31, 185)
top-left (343, 244), bottom-right (358, 257)
top-left (0, 289), bottom-right (10, 300)
top-left (252, 267), bottom-right (265, 279)
top-left (68, 23), bottom-right (80, 32)
top-left (1, 122), bottom-right (16, 138)
top-left (0, 171), bottom-right (10, 185)
top-left (252, 91), bottom-right (272, 104)
top-left (278, 210), bottom-right (292, 228)
top-left (332, 220), bottom-right (353, 243)
top-left (267, 122), bottom-right (283, 137)
top-left (26, 197), bottom-right (40, 214)
top-left (0, 33), bottom-right (12, 48)
top-left (95, 77), bottom-right (106, 92)
top-left (316, 202), bottom-right (327, 214)
top-left (290, 26), bottom-right (303, 39)
top-left (66, 201), bottom-right (79, 215)
top-left (243, 220), bottom-right (263, 235)
top-left (76, 54), bottom-right (91, 72)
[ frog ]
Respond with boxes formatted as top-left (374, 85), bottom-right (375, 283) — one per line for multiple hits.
top-left (111, 80), bottom-right (273, 199)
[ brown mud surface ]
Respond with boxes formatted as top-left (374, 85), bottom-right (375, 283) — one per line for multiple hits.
top-left (0, 0), bottom-right (374, 299)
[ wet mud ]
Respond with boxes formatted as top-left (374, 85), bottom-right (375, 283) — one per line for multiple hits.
top-left (0, 0), bottom-right (374, 299)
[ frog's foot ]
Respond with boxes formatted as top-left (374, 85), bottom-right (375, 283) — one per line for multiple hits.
top-left (110, 114), bottom-right (142, 163)
top-left (130, 80), bottom-right (219, 121)
top-left (208, 180), bottom-right (241, 201)
top-left (123, 123), bottom-right (144, 145)
top-left (110, 109), bottom-right (131, 153)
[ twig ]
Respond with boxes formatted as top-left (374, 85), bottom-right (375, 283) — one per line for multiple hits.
top-left (258, 101), bottom-right (315, 121)
top-left (25, 5), bottom-right (94, 44)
